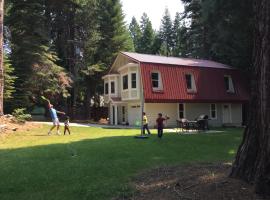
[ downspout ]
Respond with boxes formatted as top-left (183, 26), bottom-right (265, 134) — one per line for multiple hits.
top-left (138, 62), bottom-right (145, 135)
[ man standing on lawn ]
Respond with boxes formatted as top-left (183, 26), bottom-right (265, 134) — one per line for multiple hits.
top-left (48, 103), bottom-right (65, 135)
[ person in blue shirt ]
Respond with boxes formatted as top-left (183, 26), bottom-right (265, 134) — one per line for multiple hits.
top-left (48, 103), bottom-right (65, 135)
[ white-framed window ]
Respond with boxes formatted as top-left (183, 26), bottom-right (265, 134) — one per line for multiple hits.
top-left (210, 103), bottom-right (217, 119)
top-left (105, 82), bottom-right (109, 94)
top-left (151, 71), bottom-right (163, 90)
top-left (122, 74), bottom-right (128, 90)
top-left (131, 73), bottom-right (137, 89)
top-left (185, 73), bottom-right (196, 92)
top-left (178, 103), bottom-right (185, 119)
top-left (224, 75), bottom-right (235, 93)
top-left (111, 81), bottom-right (115, 94)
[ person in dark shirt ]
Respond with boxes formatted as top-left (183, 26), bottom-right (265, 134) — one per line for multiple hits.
top-left (64, 115), bottom-right (71, 135)
top-left (156, 113), bottom-right (169, 138)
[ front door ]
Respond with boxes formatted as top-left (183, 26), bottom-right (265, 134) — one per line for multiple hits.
top-left (112, 106), bottom-right (115, 125)
top-left (222, 104), bottom-right (231, 124)
top-left (129, 104), bottom-right (141, 126)
top-left (122, 106), bottom-right (126, 123)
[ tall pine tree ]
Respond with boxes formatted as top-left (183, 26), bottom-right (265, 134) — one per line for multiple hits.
top-left (172, 12), bottom-right (189, 57)
top-left (138, 13), bottom-right (155, 54)
top-left (3, 54), bottom-right (16, 113)
top-left (96, 0), bottom-right (134, 67)
top-left (159, 8), bottom-right (174, 56)
top-left (7, 0), bottom-right (71, 109)
top-left (181, 0), bottom-right (253, 70)
top-left (129, 17), bottom-right (141, 52)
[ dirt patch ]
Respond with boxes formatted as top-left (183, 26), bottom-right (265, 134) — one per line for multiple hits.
top-left (116, 163), bottom-right (266, 200)
top-left (0, 115), bottom-right (40, 138)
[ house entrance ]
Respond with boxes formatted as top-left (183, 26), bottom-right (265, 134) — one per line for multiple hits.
top-left (112, 106), bottom-right (115, 125)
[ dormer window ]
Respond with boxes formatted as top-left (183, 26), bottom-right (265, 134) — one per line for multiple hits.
top-left (122, 75), bottom-right (128, 90)
top-left (185, 73), bottom-right (196, 92)
top-left (131, 73), bottom-right (137, 89)
top-left (105, 82), bottom-right (109, 94)
top-left (151, 71), bottom-right (163, 90)
top-left (224, 75), bottom-right (235, 93)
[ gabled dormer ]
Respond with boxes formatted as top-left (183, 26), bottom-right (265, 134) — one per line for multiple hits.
top-left (103, 53), bottom-right (141, 104)
top-left (117, 63), bottom-right (140, 100)
top-left (102, 74), bottom-right (120, 103)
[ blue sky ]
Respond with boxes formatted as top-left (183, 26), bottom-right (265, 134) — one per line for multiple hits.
top-left (121, 0), bottom-right (184, 30)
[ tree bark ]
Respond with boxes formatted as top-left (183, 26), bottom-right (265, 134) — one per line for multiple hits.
top-left (0, 0), bottom-right (4, 115)
top-left (230, 0), bottom-right (270, 196)
top-left (84, 85), bottom-right (91, 120)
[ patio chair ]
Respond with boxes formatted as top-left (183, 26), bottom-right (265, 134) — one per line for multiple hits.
top-left (176, 118), bottom-right (190, 133)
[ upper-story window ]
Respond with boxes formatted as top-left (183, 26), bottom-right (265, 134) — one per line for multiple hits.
top-left (224, 75), bottom-right (235, 93)
top-left (151, 71), bottom-right (163, 90)
top-left (131, 73), bottom-right (137, 89)
top-left (185, 73), bottom-right (196, 92)
top-left (105, 82), bottom-right (109, 94)
top-left (111, 81), bottom-right (115, 94)
top-left (122, 75), bottom-right (128, 90)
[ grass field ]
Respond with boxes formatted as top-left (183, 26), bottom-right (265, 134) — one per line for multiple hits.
top-left (0, 126), bottom-right (243, 200)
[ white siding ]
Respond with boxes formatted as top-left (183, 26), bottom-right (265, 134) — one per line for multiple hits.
top-left (231, 104), bottom-right (242, 126)
top-left (127, 102), bottom-right (142, 126)
top-left (185, 103), bottom-right (223, 127)
top-left (144, 103), bottom-right (178, 128)
top-left (142, 103), bottom-right (243, 128)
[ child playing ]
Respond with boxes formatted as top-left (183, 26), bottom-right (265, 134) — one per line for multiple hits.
top-left (142, 112), bottom-right (151, 135)
top-left (156, 113), bottom-right (169, 138)
top-left (64, 115), bottom-right (71, 135)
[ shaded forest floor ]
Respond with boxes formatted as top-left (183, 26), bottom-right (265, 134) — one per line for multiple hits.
top-left (121, 163), bottom-right (265, 200)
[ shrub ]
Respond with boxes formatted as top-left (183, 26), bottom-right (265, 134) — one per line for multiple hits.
top-left (12, 108), bottom-right (32, 123)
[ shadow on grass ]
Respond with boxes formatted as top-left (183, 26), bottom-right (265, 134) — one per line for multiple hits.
top-left (0, 132), bottom-right (242, 200)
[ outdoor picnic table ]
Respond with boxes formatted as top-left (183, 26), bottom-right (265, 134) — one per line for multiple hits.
top-left (176, 119), bottom-right (198, 133)
top-left (176, 116), bottom-right (210, 133)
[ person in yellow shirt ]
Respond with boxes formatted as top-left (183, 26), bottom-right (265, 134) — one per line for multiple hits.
top-left (143, 112), bottom-right (151, 135)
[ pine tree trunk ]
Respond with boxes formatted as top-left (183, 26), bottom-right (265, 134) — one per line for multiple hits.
top-left (230, 0), bottom-right (270, 196)
top-left (0, 0), bottom-right (4, 115)
top-left (84, 85), bottom-right (91, 119)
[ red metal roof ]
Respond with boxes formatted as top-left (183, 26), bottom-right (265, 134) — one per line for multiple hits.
top-left (140, 63), bottom-right (249, 103)
top-left (122, 52), bottom-right (232, 69)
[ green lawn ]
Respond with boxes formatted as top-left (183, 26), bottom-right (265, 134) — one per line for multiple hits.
top-left (0, 126), bottom-right (243, 200)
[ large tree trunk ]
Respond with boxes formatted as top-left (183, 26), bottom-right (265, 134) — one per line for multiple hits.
top-left (0, 0), bottom-right (4, 115)
top-left (230, 0), bottom-right (270, 196)
top-left (84, 83), bottom-right (92, 119)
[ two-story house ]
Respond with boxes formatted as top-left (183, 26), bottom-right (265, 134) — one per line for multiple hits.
top-left (102, 52), bottom-right (249, 127)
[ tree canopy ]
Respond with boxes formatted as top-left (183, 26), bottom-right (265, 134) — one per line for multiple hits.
top-left (4, 0), bottom-right (133, 116)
